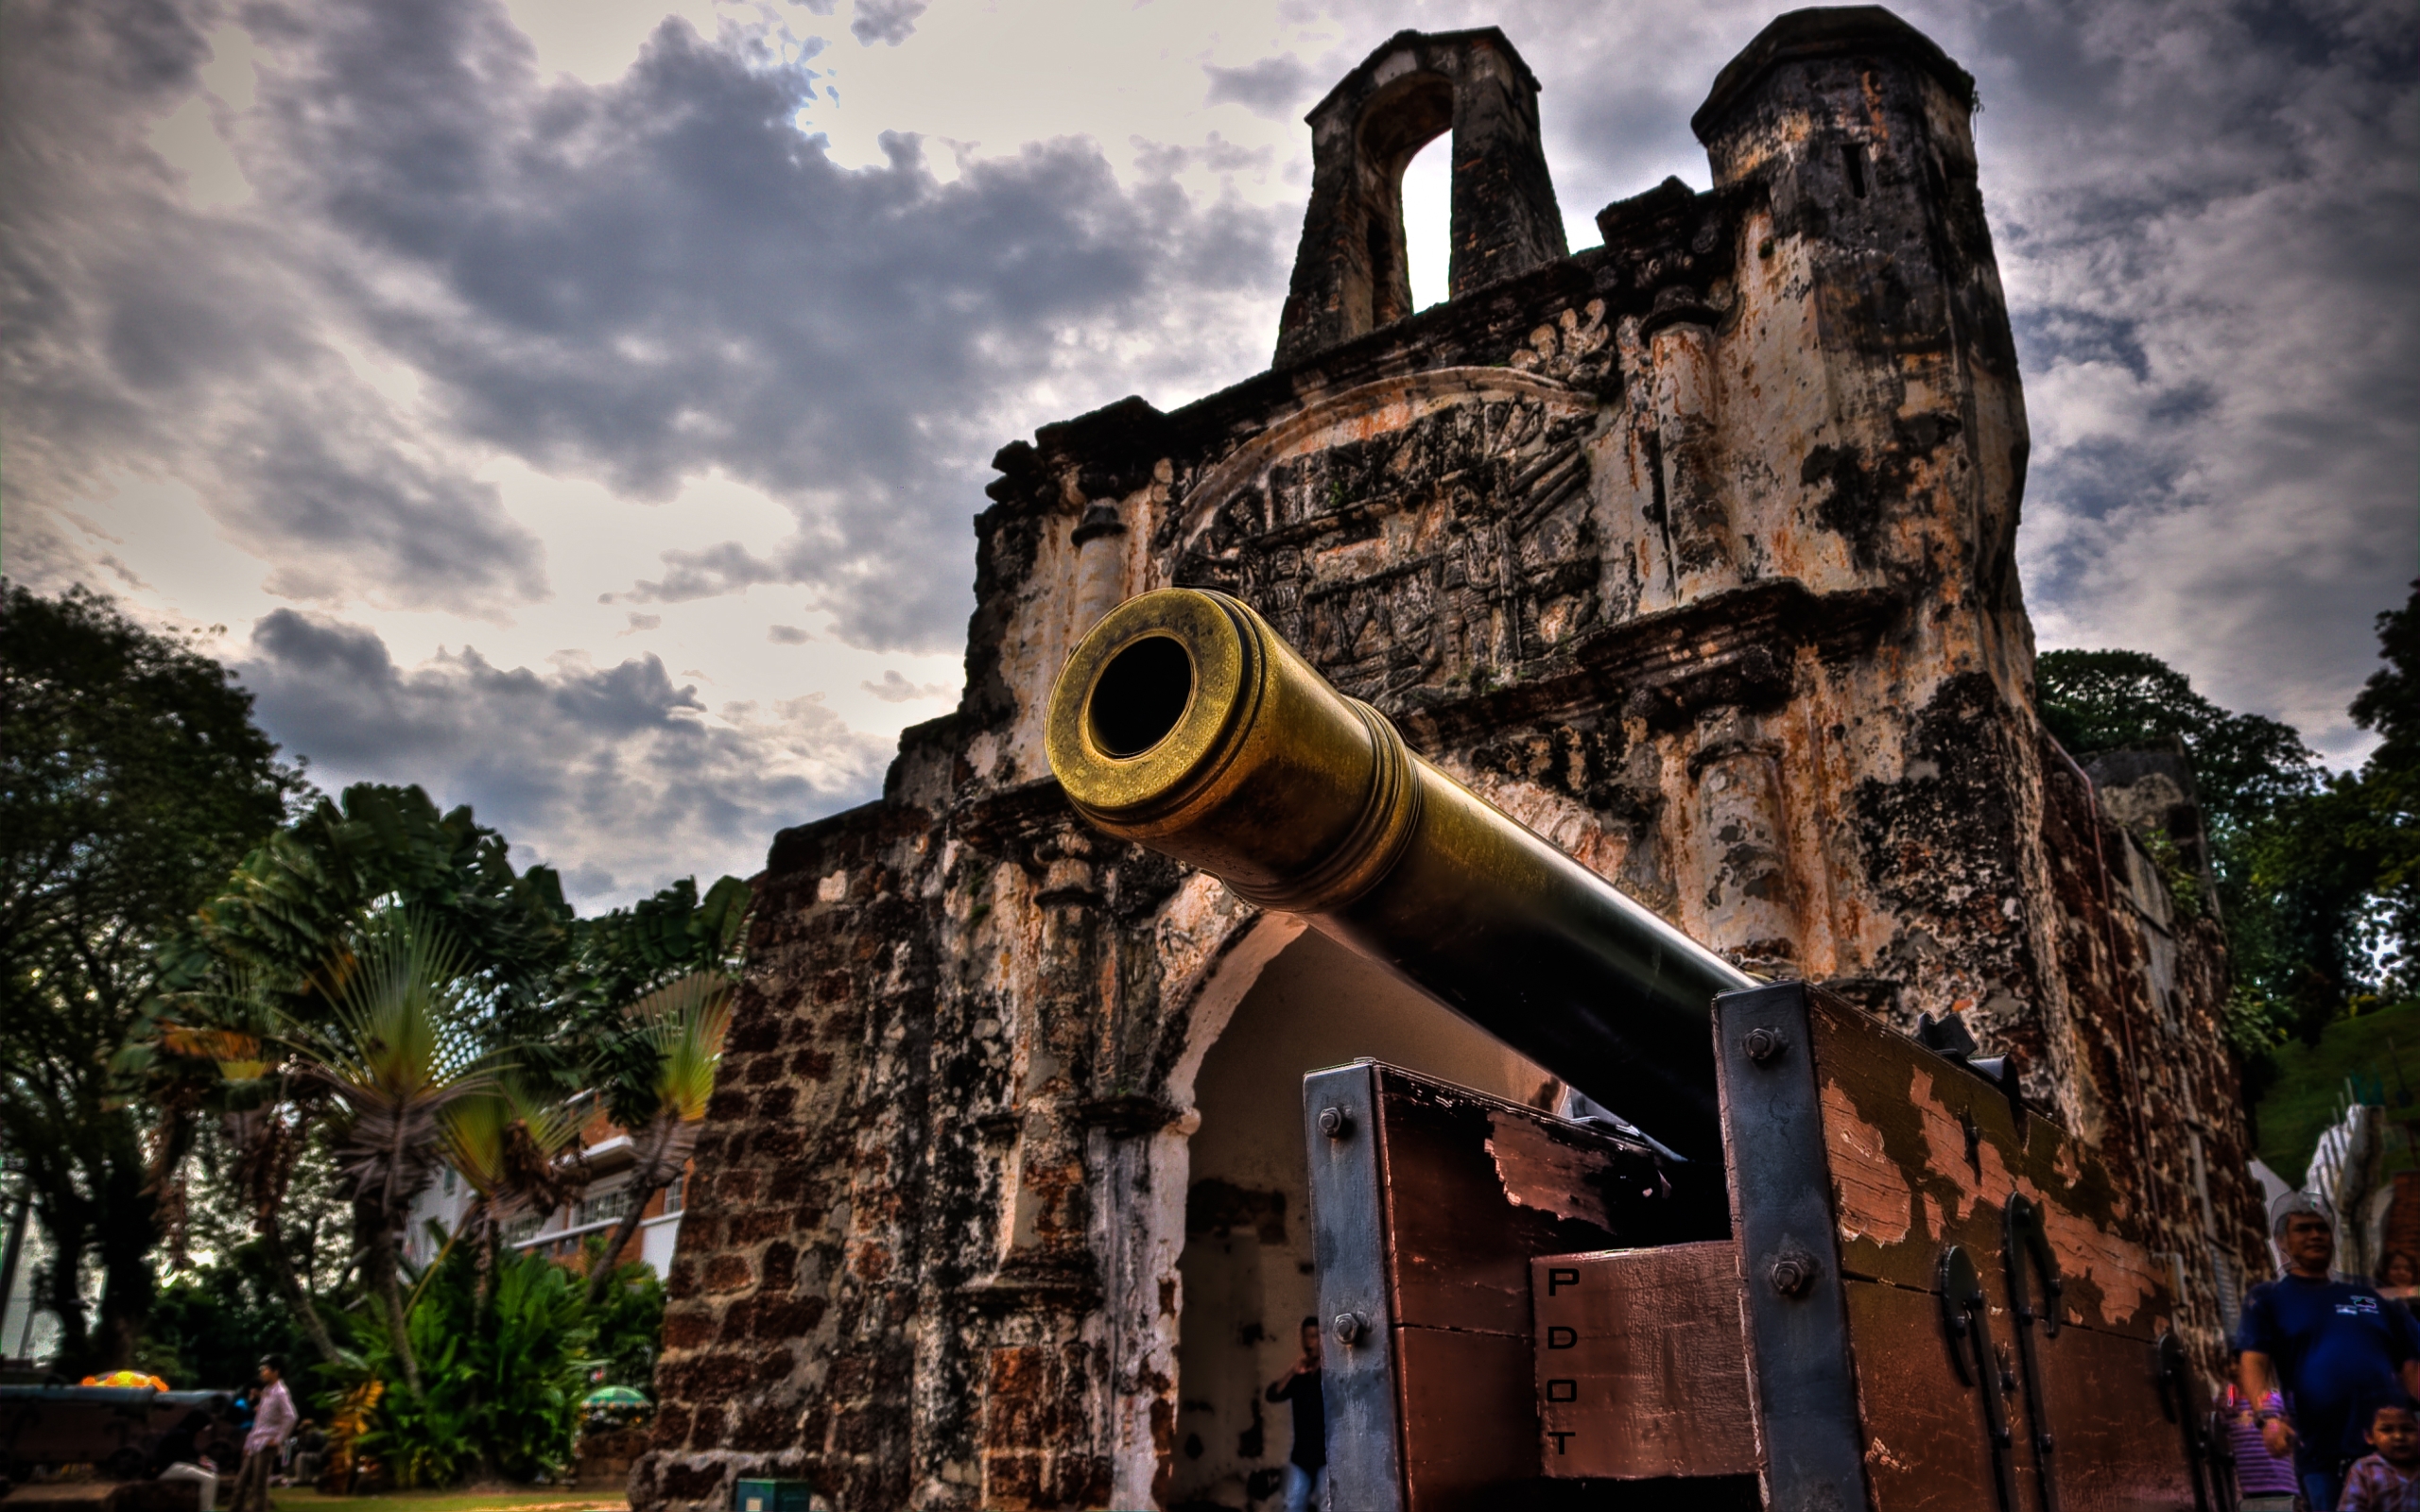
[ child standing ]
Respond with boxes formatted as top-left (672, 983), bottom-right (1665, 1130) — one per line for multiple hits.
top-left (2226, 1363), bottom-right (2308, 1511)
top-left (2342, 1400), bottom-right (2420, 1511)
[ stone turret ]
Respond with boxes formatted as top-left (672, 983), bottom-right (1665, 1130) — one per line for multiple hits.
top-left (1275, 28), bottom-right (1565, 365)
top-left (630, 12), bottom-right (2266, 1511)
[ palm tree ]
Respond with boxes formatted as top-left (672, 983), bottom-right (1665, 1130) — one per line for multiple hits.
top-left (584, 970), bottom-right (730, 1307)
top-left (286, 910), bottom-right (498, 1395)
top-left (431, 1076), bottom-right (585, 1298)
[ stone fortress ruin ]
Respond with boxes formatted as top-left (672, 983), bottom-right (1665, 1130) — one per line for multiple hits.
top-left (631, 9), bottom-right (2272, 1509)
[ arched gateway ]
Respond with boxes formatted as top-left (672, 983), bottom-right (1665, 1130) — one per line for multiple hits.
top-left (633, 11), bottom-right (2266, 1512)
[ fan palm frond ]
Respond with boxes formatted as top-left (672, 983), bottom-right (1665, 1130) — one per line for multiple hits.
top-left (624, 970), bottom-right (733, 1124)
top-left (289, 910), bottom-right (501, 1220)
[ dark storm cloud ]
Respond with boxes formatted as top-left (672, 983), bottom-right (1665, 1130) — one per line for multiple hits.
top-left (7, 0), bottom-right (1288, 646)
top-left (242, 610), bottom-right (887, 902)
top-left (1203, 55), bottom-right (1319, 119)
top-left (0, 0), bottom-right (550, 613)
top-left (850, 0), bottom-right (927, 48)
top-left (862, 669), bottom-right (950, 702)
top-left (9, 0), bottom-right (2412, 918)
top-left (1947, 0), bottom-right (2419, 752)
top-left (233, 1), bottom-right (1286, 648)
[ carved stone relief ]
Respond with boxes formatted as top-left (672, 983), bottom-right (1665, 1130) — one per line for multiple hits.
top-left (1171, 369), bottom-right (1615, 713)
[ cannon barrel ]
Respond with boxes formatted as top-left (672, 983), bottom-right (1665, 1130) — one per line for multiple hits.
top-left (1045, 589), bottom-right (1753, 1161)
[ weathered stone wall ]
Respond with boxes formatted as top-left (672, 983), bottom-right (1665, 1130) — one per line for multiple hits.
top-left (632, 10), bottom-right (2268, 1510)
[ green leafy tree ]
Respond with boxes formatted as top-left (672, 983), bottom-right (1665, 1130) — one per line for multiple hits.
top-left (431, 1075), bottom-right (585, 1326)
top-left (561, 874), bottom-right (745, 1305)
top-left (0, 583), bottom-right (305, 1371)
top-left (135, 780), bottom-right (585, 1368)
top-left (564, 874), bottom-right (751, 1024)
top-left (584, 969), bottom-right (734, 1307)
top-left (115, 954), bottom-right (360, 1365)
top-left (287, 911), bottom-right (500, 1396)
top-left (2036, 648), bottom-right (2323, 844)
top-left (2040, 586), bottom-right (2420, 1061)
top-left (161, 782), bottom-right (575, 1044)
top-left (154, 1112), bottom-right (354, 1378)
top-left (2348, 582), bottom-right (2420, 1001)
top-left (337, 1244), bottom-right (637, 1486)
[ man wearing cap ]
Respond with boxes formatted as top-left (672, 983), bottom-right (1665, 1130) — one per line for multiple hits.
top-left (2241, 1197), bottom-right (2420, 1510)
top-left (229, 1355), bottom-right (294, 1512)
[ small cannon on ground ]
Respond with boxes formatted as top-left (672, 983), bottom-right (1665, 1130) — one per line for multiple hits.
top-left (1049, 589), bottom-right (2224, 1512)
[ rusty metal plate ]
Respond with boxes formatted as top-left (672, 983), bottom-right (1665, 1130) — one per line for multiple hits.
top-left (1530, 1240), bottom-right (1757, 1480)
top-left (1375, 1067), bottom-right (1688, 1335)
top-left (1714, 982), bottom-right (1871, 1509)
top-left (2024, 1317), bottom-right (2203, 1509)
top-left (1845, 1276), bottom-right (2197, 1512)
top-left (1306, 1061), bottom-right (1406, 1512)
top-left (1374, 1064), bottom-right (1712, 1510)
top-left (1843, 1275), bottom-right (2017, 1511)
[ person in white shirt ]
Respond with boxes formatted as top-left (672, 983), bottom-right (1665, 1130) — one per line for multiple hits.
top-left (229, 1356), bottom-right (294, 1512)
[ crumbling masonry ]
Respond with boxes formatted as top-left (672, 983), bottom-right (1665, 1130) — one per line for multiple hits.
top-left (631, 9), bottom-right (2271, 1510)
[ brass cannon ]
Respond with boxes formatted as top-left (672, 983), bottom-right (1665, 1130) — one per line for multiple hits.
top-left (1048, 590), bottom-right (2225, 1512)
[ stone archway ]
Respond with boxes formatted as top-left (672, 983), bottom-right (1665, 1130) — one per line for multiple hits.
top-left (1162, 927), bottom-right (1559, 1509)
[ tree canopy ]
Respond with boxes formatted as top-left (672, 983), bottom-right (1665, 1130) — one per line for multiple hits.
top-left (2039, 580), bottom-right (2420, 1060)
top-left (4, 581), bottom-right (749, 1404)
top-left (2035, 647), bottom-right (2324, 841)
top-left (0, 581), bottom-right (307, 1369)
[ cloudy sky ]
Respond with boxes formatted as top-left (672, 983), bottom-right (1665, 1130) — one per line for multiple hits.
top-left (5, 0), bottom-right (2412, 910)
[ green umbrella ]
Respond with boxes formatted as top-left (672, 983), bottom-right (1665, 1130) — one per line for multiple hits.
top-left (583, 1385), bottom-right (649, 1407)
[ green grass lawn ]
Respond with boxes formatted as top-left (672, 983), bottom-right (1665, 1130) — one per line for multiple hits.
top-left (272, 1492), bottom-right (625, 1512)
top-left (2255, 1000), bottom-right (2420, 1184)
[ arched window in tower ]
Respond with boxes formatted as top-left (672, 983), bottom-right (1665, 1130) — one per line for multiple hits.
top-left (1401, 133), bottom-right (1453, 312)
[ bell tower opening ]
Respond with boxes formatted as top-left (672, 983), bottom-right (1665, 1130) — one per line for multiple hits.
top-left (1401, 134), bottom-right (1453, 313)
top-left (1351, 72), bottom-right (1453, 332)
top-left (1168, 928), bottom-right (1559, 1510)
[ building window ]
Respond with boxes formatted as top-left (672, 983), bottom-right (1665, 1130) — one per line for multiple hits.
top-left (663, 1175), bottom-right (684, 1215)
top-left (576, 1185), bottom-right (635, 1228)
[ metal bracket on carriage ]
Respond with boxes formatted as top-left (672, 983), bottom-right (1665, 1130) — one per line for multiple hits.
top-left (1915, 1011), bottom-right (2029, 1140)
top-left (1938, 1243), bottom-right (2023, 1512)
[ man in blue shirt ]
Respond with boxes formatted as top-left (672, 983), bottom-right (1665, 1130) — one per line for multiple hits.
top-left (2241, 1196), bottom-right (2420, 1510)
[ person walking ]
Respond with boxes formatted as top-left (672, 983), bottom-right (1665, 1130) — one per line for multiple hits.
top-left (2240, 1196), bottom-right (2420, 1510)
top-left (227, 1356), bottom-right (295, 1512)
top-left (1265, 1317), bottom-right (1326, 1512)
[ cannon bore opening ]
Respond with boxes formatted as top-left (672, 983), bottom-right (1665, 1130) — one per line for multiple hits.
top-left (1087, 633), bottom-right (1194, 758)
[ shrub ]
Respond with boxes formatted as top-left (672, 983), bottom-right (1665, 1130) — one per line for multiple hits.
top-left (333, 1244), bottom-right (604, 1485)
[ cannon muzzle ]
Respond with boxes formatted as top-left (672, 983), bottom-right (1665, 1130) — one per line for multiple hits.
top-left (1045, 589), bottom-right (1752, 1161)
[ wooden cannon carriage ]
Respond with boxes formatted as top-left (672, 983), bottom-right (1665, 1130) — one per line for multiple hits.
top-left (1047, 589), bottom-right (2226, 1511)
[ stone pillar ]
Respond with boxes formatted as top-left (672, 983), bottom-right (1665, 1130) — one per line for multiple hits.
top-left (1069, 503), bottom-right (1128, 636)
top-left (1645, 292), bottom-right (1733, 597)
top-left (1688, 714), bottom-right (1798, 971)
top-left (1692, 7), bottom-right (2030, 694)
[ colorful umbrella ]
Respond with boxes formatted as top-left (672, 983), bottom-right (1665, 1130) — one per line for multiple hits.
top-left (582, 1385), bottom-right (649, 1406)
